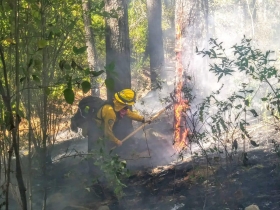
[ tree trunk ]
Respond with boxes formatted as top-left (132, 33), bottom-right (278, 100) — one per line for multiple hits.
top-left (246, 0), bottom-right (256, 38)
top-left (175, 0), bottom-right (196, 72)
top-left (24, 3), bottom-right (33, 209)
top-left (27, 70), bottom-right (33, 210)
top-left (147, 0), bottom-right (165, 89)
top-left (203, 0), bottom-right (209, 43)
top-left (0, 42), bottom-right (27, 210)
top-left (41, 0), bottom-right (48, 208)
top-left (252, 0), bottom-right (256, 21)
top-left (82, 0), bottom-right (100, 96)
top-left (241, 0), bottom-right (247, 33)
top-left (5, 146), bottom-right (12, 210)
top-left (262, 0), bottom-right (266, 22)
top-left (104, 0), bottom-right (131, 98)
top-left (104, 0), bottom-right (132, 137)
top-left (14, 0), bottom-right (28, 208)
top-left (163, 0), bottom-right (175, 30)
top-left (202, 0), bottom-right (209, 80)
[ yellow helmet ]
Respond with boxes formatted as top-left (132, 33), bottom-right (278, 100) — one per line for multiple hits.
top-left (114, 89), bottom-right (136, 105)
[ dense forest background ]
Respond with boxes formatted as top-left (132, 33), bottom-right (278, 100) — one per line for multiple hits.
top-left (1, 0), bottom-right (280, 209)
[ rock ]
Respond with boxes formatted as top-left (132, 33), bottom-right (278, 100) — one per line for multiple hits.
top-left (178, 195), bottom-right (186, 201)
top-left (97, 206), bottom-right (110, 210)
top-left (245, 204), bottom-right (260, 210)
top-left (202, 180), bottom-right (209, 185)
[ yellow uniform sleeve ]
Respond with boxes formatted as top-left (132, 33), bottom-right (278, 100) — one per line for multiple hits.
top-left (98, 104), bottom-right (120, 144)
top-left (127, 109), bottom-right (144, 122)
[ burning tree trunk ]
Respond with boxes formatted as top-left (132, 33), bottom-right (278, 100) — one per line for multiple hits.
top-left (173, 23), bottom-right (189, 150)
top-left (175, 0), bottom-right (197, 72)
top-left (173, 0), bottom-right (194, 151)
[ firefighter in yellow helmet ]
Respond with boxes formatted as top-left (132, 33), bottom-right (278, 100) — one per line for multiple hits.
top-left (85, 88), bottom-right (150, 191)
top-left (87, 88), bottom-right (149, 152)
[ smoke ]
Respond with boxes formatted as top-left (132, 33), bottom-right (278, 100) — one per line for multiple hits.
top-left (49, 2), bottom-right (280, 205)
top-left (50, 1), bottom-right (280, 173)
top-left (180, 1), bottom-right (280, 106)
top-left (129, 0), bottom-right (280, 169)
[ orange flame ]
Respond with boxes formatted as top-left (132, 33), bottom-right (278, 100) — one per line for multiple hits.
top-left (174, 24), bottom-right (188, 151)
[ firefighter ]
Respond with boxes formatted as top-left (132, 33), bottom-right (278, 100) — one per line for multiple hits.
top-left (86, 89), bottom-right (150, 191)
top-left (87, 88), bottom-right (150, 153)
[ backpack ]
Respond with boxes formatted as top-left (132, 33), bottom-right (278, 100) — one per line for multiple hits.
top-left (70, 96), bottom-right (105, 133)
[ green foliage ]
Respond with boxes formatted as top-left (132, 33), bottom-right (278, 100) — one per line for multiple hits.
top-left (104, 62), bottom-right (116, 91)
top-left (105, 62), bottom-right (116, 74)
top-left (73, 46), bottom-right (88, 55)
top-left (37, 40), bottom-right (48, 49)
top-left (81, 81), bottom-right (91, 93)
top-left (32, 75), bottom-right (40, 83)
top-left (197, 37), bottom-right (278, 85)
top-left (90, 70), bottom-right (104, 77)
top-left (105, 78), bottom-right (115, 91)
top-left (0, 0), bottom-right (121, 207)
top-left (190, 36), bottom-right (280, 165)
top-left (91, 138), bottom-right (130, 198)
top-left (63, 88), bottom-right (75, 104)
top-left (3, 111), bottom-right (12, 130)
top-left (59, 58), bottom-right (112, 104)
top-left (128, 0), bottom-right (148, 57)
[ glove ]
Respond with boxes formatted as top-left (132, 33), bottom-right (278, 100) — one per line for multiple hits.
top-left (142, 118), bottom-right (152, 124)
top-left (116, 140), bottom-right (123, 146)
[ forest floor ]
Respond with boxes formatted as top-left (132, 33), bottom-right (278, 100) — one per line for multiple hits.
top-left (118, 148), bottom-right (280, 210)
top-left (21, 116), bottom-right (280, 210)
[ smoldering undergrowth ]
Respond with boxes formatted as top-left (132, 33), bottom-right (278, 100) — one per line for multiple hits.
top-left (180, 37), bottom-right (280, 167)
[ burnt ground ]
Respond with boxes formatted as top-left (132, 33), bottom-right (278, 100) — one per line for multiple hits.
top-left (8, 116), bottom-right (280, 210)
top-left (42, 142), bottom-right (280, 210)
top-left (44, 120), bottom-right (280, 210)
top-left (119, 150), bottom-right (280, 210)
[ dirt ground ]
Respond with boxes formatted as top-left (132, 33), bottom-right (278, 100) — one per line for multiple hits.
top-left (28, 119), bottom-right (279, 210)
top-left (8, 113), bottom-right (280, 210)
top-left (40, 144), bottom-right (280, 210)
top-left (118, 149), bottom-right (280, 210)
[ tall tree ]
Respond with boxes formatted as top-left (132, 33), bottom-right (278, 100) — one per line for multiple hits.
top-left (202, 0), bottom-right (209, 43)
top-left (40, 0), bottom-right (49, 208)
top-left (246, 0), bottom-right (257, 38)
top-left (82, 0), bottom-right (100, 96)
top-left (175, 0), bottom-right (197, 67)
top-left (147, 0), bottom-right (165, 89)
top-left (13, 0), bottom-right (28, 208)
top-left (202, 0), bottom-right (210, 80)
top-left (104, 0), bottom-right (131, 98)
top-left (104, 0), bottom-right (132, 137)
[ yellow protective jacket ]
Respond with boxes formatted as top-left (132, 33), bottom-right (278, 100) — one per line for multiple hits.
top-left (94, 103), bottom-right (144, 144)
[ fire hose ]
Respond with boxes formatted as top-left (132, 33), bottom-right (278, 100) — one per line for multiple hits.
top-left (111, 103), bottom-right (173, 151)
